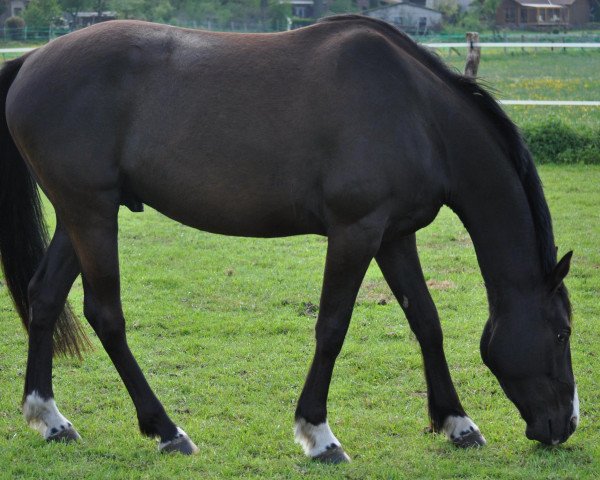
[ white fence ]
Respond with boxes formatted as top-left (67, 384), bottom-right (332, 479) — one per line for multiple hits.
top-left (500, 100), bottom-right (600, 106)
top-left (424, 42), bottom-right (600, 49)
top-left (421, 42), bottom-right (600, 106)
top-left (3, 42), bottom-right (599, 54)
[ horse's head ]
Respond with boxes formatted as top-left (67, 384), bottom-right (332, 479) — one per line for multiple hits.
top-left (480, 252), bottom-right (577, 445)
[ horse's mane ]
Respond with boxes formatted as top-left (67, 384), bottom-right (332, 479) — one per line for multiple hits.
top-left (319, 15), bottom-right (558, 275)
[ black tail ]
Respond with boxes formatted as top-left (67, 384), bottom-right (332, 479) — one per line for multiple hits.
top-left (0, 55), bottom-right (90, 358)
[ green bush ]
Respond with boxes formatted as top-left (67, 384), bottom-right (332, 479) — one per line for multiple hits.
top-left (5, 16), bottom-right (25, 40)
top-left (521, 118), bottom-right (600, 164)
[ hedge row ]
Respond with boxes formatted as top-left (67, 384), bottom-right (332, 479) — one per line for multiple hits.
top-left (521, 118), bottom-right (600, 164)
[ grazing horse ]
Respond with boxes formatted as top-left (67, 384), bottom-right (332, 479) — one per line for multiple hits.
top-left (0, 15), bottom-right (578, 462)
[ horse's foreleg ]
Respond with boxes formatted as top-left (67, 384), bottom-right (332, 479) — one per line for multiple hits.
top-left (295, 223), bottom-right (382, 463)
top-left (22, 223), bottom-right (81, 441)
top-left (376, 234), bottom-right (486, 447)
top-left (66, 212), bottom-right (197, 454)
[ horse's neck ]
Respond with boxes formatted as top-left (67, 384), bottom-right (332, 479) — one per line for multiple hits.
top-left (448, 152), bottom-right (544, 307)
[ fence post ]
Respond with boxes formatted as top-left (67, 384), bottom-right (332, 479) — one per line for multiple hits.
top-left (464, 32), bottom-right (480, 78)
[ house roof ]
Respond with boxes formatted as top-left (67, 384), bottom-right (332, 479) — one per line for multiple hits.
top-left (513, 0), bottom-right (575, 6)
top-left (519, 3), bottom-right (563, 7)
top-left (73, 11), bottom-right (117, 17)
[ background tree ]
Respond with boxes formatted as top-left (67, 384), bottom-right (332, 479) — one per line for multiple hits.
top-left (59, 0), bottom-right (91, 17)
top-left (112, 0), bottom-right (144, 18)
top-left (92, 0), bottom-right (110, 18)
top-left (23, 0), bottom-right (62, 28)
top-left (327, 0), bottom-right (354, 15)
top-left (468, 0), bottom-right (502, 32)
top-left (5, 15), bottom-right (25, 39)
top-left (435, 0), bottom-right (461, 25)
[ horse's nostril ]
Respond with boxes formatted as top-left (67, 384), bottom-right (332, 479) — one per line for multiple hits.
top-left (569, 417), bottom-right (577, 435)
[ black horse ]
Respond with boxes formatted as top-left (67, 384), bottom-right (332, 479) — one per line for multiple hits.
top-left (0, 15), bottom-right (577, 462)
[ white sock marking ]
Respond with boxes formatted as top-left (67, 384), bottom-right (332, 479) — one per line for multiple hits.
top-left (158, 427), bottom-right (192, 450)
top-left (443, 415), bottom-right (480, 441)
top-left (294, 418), bottom-right (341, 457)
top-left (23, 391), bottom-right (74, 439)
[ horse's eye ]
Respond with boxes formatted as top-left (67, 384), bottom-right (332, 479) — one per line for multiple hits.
top-left (557, 331), bottom-right (570, 344)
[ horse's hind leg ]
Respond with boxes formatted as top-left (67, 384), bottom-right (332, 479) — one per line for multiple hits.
top-left (65, 209), bottom-right (197, 454)
top-left (376, 234), bottom-right (485, 447)
top-left (22, 222), bottom-right (81, 441)
top-left (295, 222), bottom-right (382, 463)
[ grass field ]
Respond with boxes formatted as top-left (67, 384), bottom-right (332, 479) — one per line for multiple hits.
top-left (0, 41), bottom-right (599, 479)
top-left (0, 165), bottom-right (598, 479)
top-left (444, 49), bottom-right (600, 129)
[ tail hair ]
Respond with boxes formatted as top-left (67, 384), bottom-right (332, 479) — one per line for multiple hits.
top-left (0, 54), bottom-right (91, 359)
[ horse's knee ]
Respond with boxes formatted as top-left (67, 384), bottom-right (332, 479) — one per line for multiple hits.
top-left (27, 284), bottom-right (63, 331)
top-left (83, 299), bottom-right (125, 346)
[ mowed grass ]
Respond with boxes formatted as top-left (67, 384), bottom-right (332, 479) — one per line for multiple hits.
top-left (0, 43), bottom-right (599, 478)
top-left (0, 165), bottom-right (598, 479)
top-left (444, 49), bottom-right (600, 129)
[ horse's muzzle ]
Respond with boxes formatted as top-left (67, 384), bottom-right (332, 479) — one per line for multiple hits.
top-left (525, 415), bottom-right (577, 445)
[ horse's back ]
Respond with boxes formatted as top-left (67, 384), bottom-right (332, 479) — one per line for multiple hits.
top-left (6, 18), bottom-right (447, 237)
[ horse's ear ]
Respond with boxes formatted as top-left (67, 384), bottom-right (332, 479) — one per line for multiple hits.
top-left (548, 250), bottom-right (573, 293)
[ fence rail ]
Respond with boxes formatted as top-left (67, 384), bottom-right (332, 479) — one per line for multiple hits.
top-left (0, 47), bottom-right (35, 53)
top-left (2, 44), bottom-right (600, 54)
top-left (424, 42), bottom-right (600, 48)
top-left (499, 100), bottom-right (600, 106)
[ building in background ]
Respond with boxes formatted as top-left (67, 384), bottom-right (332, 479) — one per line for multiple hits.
top-left (365, 2), bottom-right (443, 34)
top-left (65, 11), bottom-right (118, 29)
top-left (495, 0), bottom-right (592, 28)
top-left (0, 0), bottom-right (30, 25)
top-left (7, 0), bottom-right (29, 18)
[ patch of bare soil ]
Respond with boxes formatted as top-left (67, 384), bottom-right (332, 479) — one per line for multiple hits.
top-left (426, 279), bottom-right (456, 290)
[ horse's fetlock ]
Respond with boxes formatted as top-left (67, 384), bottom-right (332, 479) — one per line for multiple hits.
top-left (137, 409), bottom-right (167, 438)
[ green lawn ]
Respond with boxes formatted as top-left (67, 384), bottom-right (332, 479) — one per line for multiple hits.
top-left (443, 49), bottom-right (600, 129)
top-left (0, 165), bottom-right (598, 479)
top-left (0, 36), bottom-right (599, 479)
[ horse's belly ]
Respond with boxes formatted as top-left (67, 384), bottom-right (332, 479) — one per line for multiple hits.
top-left (125, 167), bottom-right (324, 237)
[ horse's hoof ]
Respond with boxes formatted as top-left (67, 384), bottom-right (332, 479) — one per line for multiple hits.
top-left (452, 430), bottom-right (486, 448)
top-left (46, 426), bottom-right (81, 443)
top-left (159, 428), bottom-right (199, 455)
top-left (312, 445), bottom-right (351, 464)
